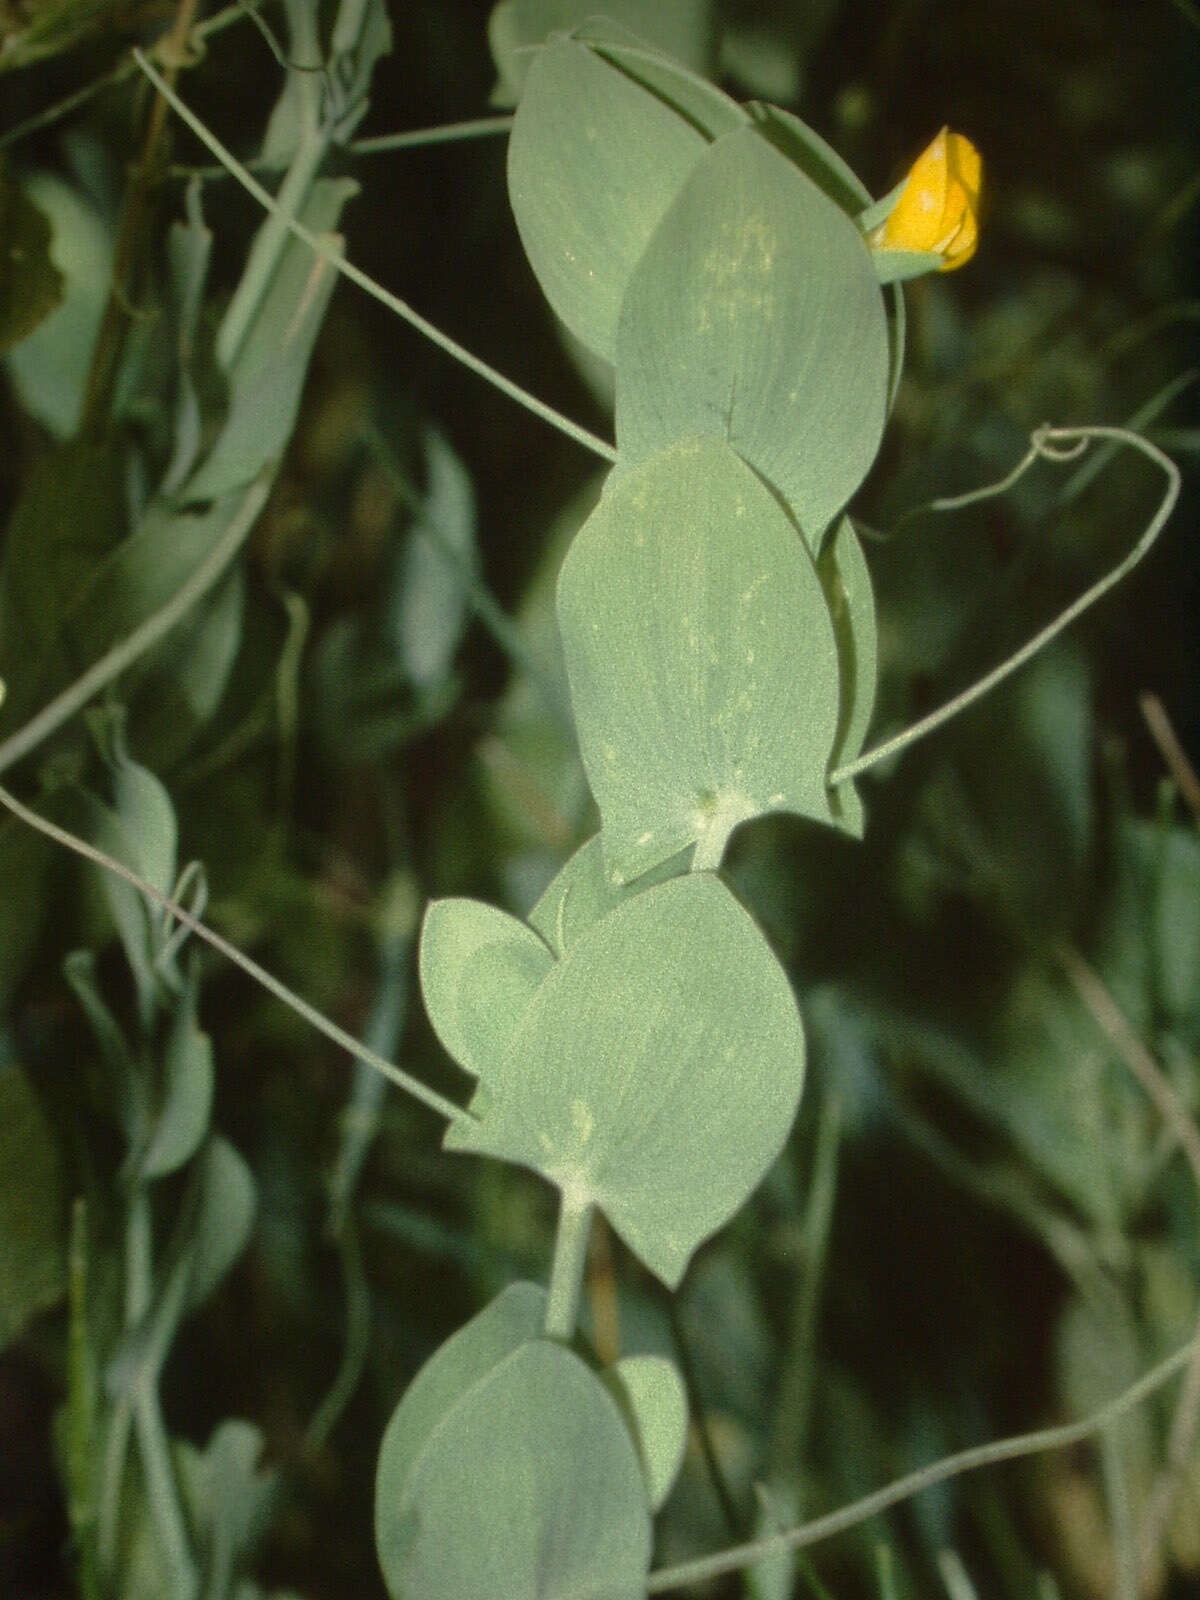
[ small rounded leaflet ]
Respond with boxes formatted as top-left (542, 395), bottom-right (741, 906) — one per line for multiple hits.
top-left (445, 871), bottom-right (806, 1289)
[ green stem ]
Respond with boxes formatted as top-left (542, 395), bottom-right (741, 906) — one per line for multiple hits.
top-left (350, 115), bottom-right (514, 155)
top-left (96, 1397), bottom-right (134, 1578)
top-left (645, 1334), bottom-right (1200, 1592)
top-left (544, 1189), bottom-right (593, 1341)
top-left (133, 50), bottom-right (618, 465)
top-left (830, 425), bottom-right (1180, 787)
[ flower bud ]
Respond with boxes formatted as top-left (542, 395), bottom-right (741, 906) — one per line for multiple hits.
top-left (871, 128), bottom-right (982, 271)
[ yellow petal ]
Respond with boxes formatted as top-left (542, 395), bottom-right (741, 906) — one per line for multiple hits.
top-left (875, 127), bottom-right (983, 270)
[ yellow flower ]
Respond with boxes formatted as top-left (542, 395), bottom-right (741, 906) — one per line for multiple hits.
top-left (872, 128), bottom-right (982, 271)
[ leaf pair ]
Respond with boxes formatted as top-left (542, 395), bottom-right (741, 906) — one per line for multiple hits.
top-left (421, 840), bottom-right (805, 1287)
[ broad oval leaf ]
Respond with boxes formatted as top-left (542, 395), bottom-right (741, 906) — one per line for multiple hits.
top-left (447, 872), bottom-right (806, 1288)
top-left (376, 1280), bottom-right (547, 1589)
top-left (419, 898), bottom-right (555, 1080)
top-left (604, 1354), bottom-right (688, 1511)
top-left (380, 1339), bottom-right (650, 1600)
top-left (819, 516), bottom-right (877, 836)
top-left (507, 37), bottom-right (710, 363)
top-left (615, 125), bottom-right (890, 549)
top-left (556, 436), bottom-right (842, 885)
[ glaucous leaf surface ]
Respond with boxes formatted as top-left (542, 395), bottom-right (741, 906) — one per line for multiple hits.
top-left (140, 974), bottom-right (214, 1180)
top-left (381, 1340), bottom-right (650, 1600)
top-left (604, 1354), bottom-right (688, 1511)
top-left (419, 898), bottom-right (555, 1082)
top-left (446, 872), bottom-right (805, 1287)
top-left (819, 516), bottom-right (877, 835)
top-left (376, 1280), bottom-right (547, 1591)
top-left (615, 126), bottom-right (890, 549)
top-left (507, 37), bottom-right (709, 362)
top-left (489, 0), bottom-right (713, 105)
top-left (557, 436), bottom-right (842, 884)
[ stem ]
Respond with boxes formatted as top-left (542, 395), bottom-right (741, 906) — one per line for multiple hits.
top-left (0, 783), bottom-right (469, 1126)
top-left (1140, 692), bottom-right (1200, 827)
top-left (350, 115), bottom-right (514, 155)
top-left (0, 474), bottom-right (272, 780)
top-left (96, 1397), bottom-right (134, 1578)
top-left (543, 1189), bottom-right (593, 1341)
top-left (644, 1333), bottom-right (1200, 1592)
top-left (830, 425), bottom-right (1181, 786)
top-left (133, 50), bottom-right (619, 465)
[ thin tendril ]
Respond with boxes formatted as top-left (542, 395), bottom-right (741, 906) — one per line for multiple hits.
top-left (830, 425), bottom-right (1180, 787)
top-left (0, 782), bottom-right (469, 1127)
top-left (132, 50), bottom-right (618, 466)
top-left (646, 1332), bottom-right (1200, 1591)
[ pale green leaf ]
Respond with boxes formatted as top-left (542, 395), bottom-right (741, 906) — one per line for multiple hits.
top-left (381, 1339), bottom-right (650, 1600)
top-left (507, 37), bottom-right (710, 362)
top-left (615, 125), bottom-right (891, 548)
top-left (819, 516), bottom-right (877, 835)
top-left (187, 178), bottom-right (354, 501)
top-left (556, 436), bottom-right (842, 884)
top-left (140, 975), bottom-right (214, 1180)
top-left (447, 872), bottom-right (805, 1288)
top-left (186, 1136), bottom-right (255, 1312)
top-left (2, 172), bottom-right (112, 438)
top-left (489, 0), bottom-right (713, 105)
top-left (375, 1280), bottom-right (547, 1586)
top-left (419, 898), bottom-right (555, 1081)
top-left (604, 1354), bottom-right (688, 1511)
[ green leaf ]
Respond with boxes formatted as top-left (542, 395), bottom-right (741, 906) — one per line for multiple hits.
top-left (379, 1339), bottom-right (650, 1600)
top-left (604, 1354), bottom-right (687, 1511)
top-left (527, 833), bottom-right (693, 957)
top-left (556, 436), bottom-right (842, 884)
top-left (747, 102), bottom-right (906, 411)
top-left (507, 36), bottom-right (710, 362)
top-left (819, 516), bottom-right (877, 835)
top-left (398, 427), bottom-right (478, 689)
top-left (489, 0), bottom-right (714, 106)
top-left (0, 157), bottom-right (64, 353)
top-left (186, 1136), bottom-right (256, 1313)
top-left (447, 872), bottom-right (805, 1288)
top-left (140, 973), bottom-right (214, 1180)
top-left (615, 125), bottom-right (891, 548)
top-left (376, 1280), bottom-right (547, 1586)
top-left (0, 1058), bottom-right (66, 1350)
top-left (186, 178), bottom-right (355, 501)
top-left (2, 172), bottom-right (112, 438)
top-left (419, 898), bottom-right (555, 1082)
